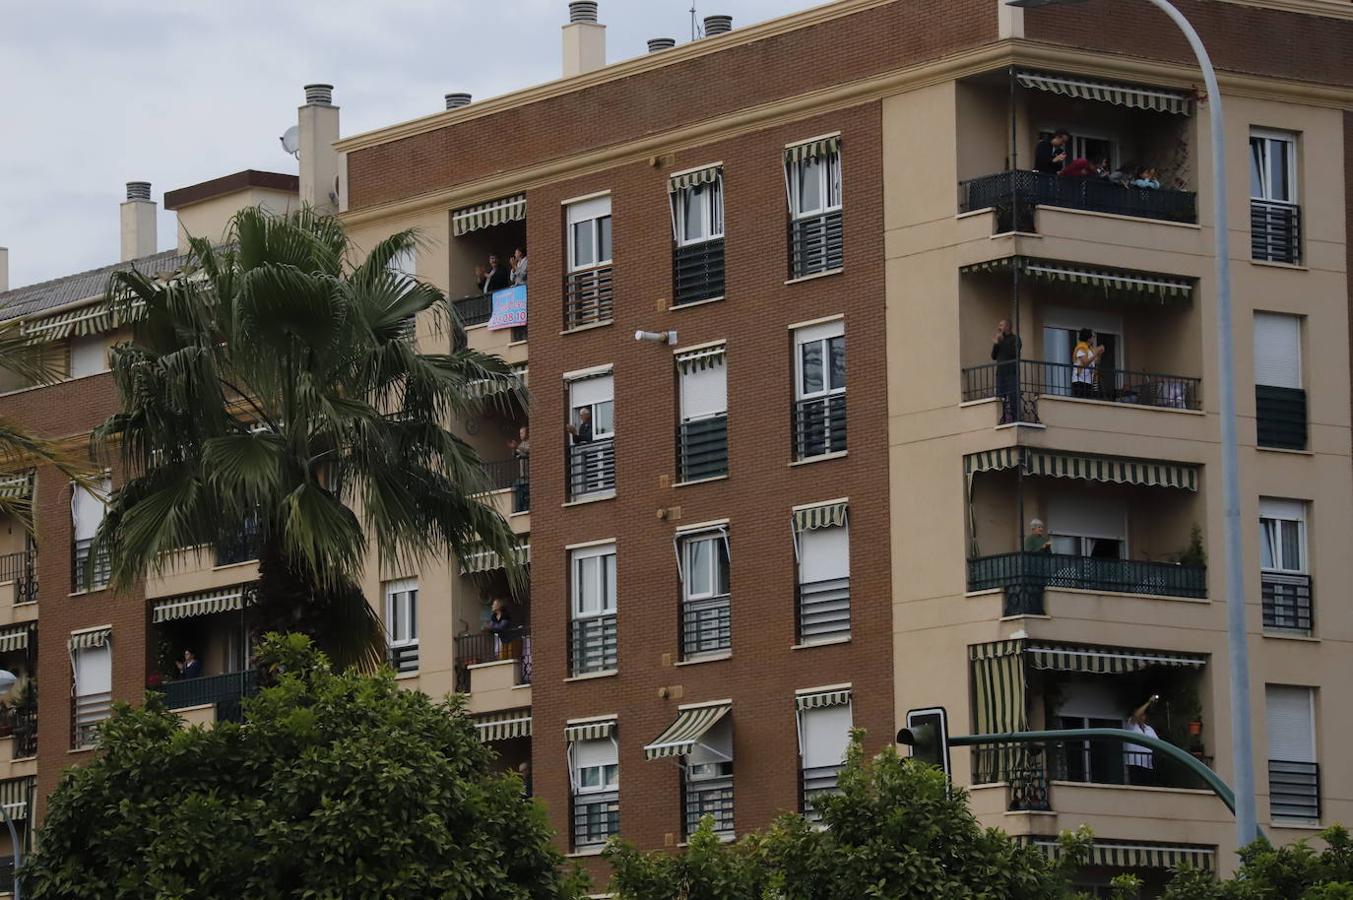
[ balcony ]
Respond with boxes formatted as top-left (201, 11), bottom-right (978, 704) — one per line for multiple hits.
top-left (684, 774), bottom-right (734, 837)
top-left (792, 395), bottom-right (846, 461)
top-left (570, 614), bottom-right (617, 676)
top-left (789, 211), bottom-right (843, 279)
top-left (564, 265), bottom-right (614, 330)
top-left (959, 170), bottom-right (1197, 230)
top-left (453, 293), bottom-right (493, 328)
top-left (0, 552), bottom-right (35, 609)
top-left (572, 789), bottom-right (619, 849)
top-left (162, 670), bottom-right (257, 724)
top-left (4, 704), bottom-right (36, 761)
top-left (963, 360), bottom-right (1200, 425)
top-left (969, 552), bottom-right (1206, 615)
top-left (566, 438), bottom-right (615, 500)
top-left (1251, 200), bottom-right (1301, 265)
top-left (1269, 759), bottom-right (1319, 822)
top-left (454, 630), bottom-right (532, 696)
top-left (674, 238), bottom-right (725, 306)
top-left (480, 457), bottom-right (530, 515)
top-left (1262, 572), bottom-right (1312, 636)
top-left (677, 415), bottom-right (728, 483)
top-left (71, 537), bottom-right (110, 593)
top-left (215, 519), bottom-right (260, 568)
top-left (680, 595), bottom-right (731, 659)
top-left (797, 576), bottom-right (850, 644)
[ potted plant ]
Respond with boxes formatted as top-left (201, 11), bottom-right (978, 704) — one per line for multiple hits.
top-left (1176, 524), bottom-right (1207, 569)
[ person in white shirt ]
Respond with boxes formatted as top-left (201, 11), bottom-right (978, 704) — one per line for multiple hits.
top-left (510, 247), bottom-right (528, 286)
top-left (1125, 694), bottom-right (1161, 786)
top-left (1071, 328), bottom-right (1105, 399)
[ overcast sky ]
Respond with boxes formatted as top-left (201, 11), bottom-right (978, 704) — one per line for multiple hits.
top-left (0, 0), bottom-right (825, 290)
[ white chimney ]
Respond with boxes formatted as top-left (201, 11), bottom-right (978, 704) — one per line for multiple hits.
top-left (0, 248), bottom-right (8, 293)
top-left (562, 1), bottom-right (605, 78)
top-left (120, 182), bottom-right (157, 262)
top-left (298, 84), bottom-right (341, 213)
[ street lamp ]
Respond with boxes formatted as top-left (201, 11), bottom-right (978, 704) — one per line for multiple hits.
top-left (0, 669), bottom-right (20, 899)
top-left (1006, 0), bottom-right (1257, 849)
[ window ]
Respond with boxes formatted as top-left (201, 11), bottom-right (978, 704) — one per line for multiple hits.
top-left (676, 347), bottom-right (728, 481)
top-left (786, 136), bottom-right (844, 278)
top-left (570, 728), bottom-right (620, 848)
top-left (387, 246), bottom-right (416, 279)
top-left (564, 195), bottom-right (614, 329)
top-left (797, 693), bottom-right (852, 821)
top-left (71, 476), bottom-right (110, 592)
top-left (793, 321), bottom-right (846, 460)
top-left (794, 504), bottom-right (850, 644)
top-left (1250, 129), bottom-right (1300, 263)
top-left (678, 527), bottom-right (731, 658)
top-left (684, 716), bottom-right (734, 838)
top-left (1266, 685), bottom-right (1319, 822)
top-left (1046, 494), bottom-right (1127, 560)
top-left (384, 579), bottom-right (419, 674)
top-left (671, 168), bottom-right (727, 306)
top-left (1253, 312), bottom-right (1306, 450)
top-left (68, 335), bottom-right (108, 379)
top-left (567, 372), bottom-right (616, 499)
top-left (570, 544), bottom-right (618, 675)
top-left (1260, 499), bottom-right (1312, 635)
top-left (72, 636), bottom-right (112, 748)
top-left (673, 176), bottom-right (724, 246)
top-left (1038, 129), bottom-right (1117, 171)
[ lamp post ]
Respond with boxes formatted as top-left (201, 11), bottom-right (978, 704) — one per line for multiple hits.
top-left (1006, 0), bottom-right (1257, 849)
top-left (0, 668), bottom-right (19, 899)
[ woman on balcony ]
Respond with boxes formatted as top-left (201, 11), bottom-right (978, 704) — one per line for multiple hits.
top-left (1072, 329), bottom-right (1105, 399)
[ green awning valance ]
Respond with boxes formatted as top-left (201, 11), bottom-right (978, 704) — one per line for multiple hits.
top-left (644, 702), bottom-right (730, 760)
top-left (0, 473), bottom-right (31, 499)
top-left (963, 448), bottom-right (1198, 491)
top-left (794, 688), bottom-right (851, 711)
top-left (0, 626), bottom-right (29, 654)
top-left (151, 584), bottom-right (250, 624)
top-left (0, 777), bottom-right (34, 821)
top-left (1027, 838), bottom-right (1215, 872)
top-left (793, 501), bottom-right (848, 533)
top-left (452, 194), bottom-right (527, 237)
top-left (785, 135), bottom-right (841, 164)
top-left (1016, 70), bottom-right (1194, 116)
top-left (565, 719), bottom-right (616, 742)
top-left (474, 708), bottom-right (533, 742)
top-left (964, 447), bottom-right (1022, 475)
top-left (68, 626), bottom-right (111, 651)
top-left (466, 369), bottom-right (527, 400)
top-left (1026, 643), bottom-right (1208, 675)
top-left (959, 257), bottom-right (1194, 304)
top-left (669, 166), bottom-right (721, 193)
top-left (459, 542), bottom-right (531, 575)
top-left (675, 345), bottom-right (725, 374)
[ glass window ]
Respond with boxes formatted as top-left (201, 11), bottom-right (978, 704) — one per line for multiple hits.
top-left (1249, 131), bottom-right (1296, 203)
top-left (1260, 499), bottom-right (1306, 573)
top-left (788, 146), bottom-right (843, 218)
top-left (384, 579), bottom-right (418, 645)
top-left (572, 545), bottom-right (617, 619)
top-left (682, 531), bottom-right (730, 601)
top-left (795, 322), bottom-right (847, 401)
top-left (567, 196), bottom-right (613, 271)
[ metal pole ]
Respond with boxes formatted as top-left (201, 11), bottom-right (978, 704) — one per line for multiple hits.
top-left (1138, 0), bottom-right (1256, 849)
top-left (1, 803), bottom-right (20, 900)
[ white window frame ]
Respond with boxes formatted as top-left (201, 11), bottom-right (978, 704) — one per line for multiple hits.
top-left (571, 543), bottom-right (617, 621)
top-left (383, 578), bottom-right (419, 647)
top-left (1260, 498), bottom-right (1307, 575)
top-left (679, 528), bottom-right (731, 602)
top-left (1249, 128), bottom-right (1298, 204)
top-left (673, 177), bottom-right (725, 246)
top-left (794, 321), bottom-right (846, 403)
top-left (787, 146), bottom-right (843, 220)
top-left (567, 196), bottom-right (613, 272)
top-left (569, 373), bottom-right (615, 441)
top-left (576, 762), bottom-right (620, 794)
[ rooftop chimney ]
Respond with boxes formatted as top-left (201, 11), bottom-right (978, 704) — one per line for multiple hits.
top-left (120, 181), bottom-right (157, 262)
top-left (703, 15), bottom-right (733, 35)
top-left (299, 84), bottom-right (341, 214)
top-left (0, 248), bottom-right (8, 294)
top-left (562, 1), bottom-right (606, 78)
top-left (647, 37), bottom-right (675, 53)
top-left (444, 92), bottom-right (472, 110)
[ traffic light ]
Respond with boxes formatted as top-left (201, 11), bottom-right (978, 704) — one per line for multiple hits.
top-left (897, 707), bottom-right (950, 778)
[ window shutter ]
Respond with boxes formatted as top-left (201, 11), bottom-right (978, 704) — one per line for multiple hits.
top-left (569, 373), bottom-right (613, 408)
top-left (1253, 313), bottom-right (1301, 389)
top-left (575, 736), bottom-right (618, 769)
top-left (1266, 686), bottom-right (1315, 763)
top-left (680, 357), bottom-right (726, 420)
top-left (71, 478), bottom-right (110, 542)
top-left (73, 644), bottom-right (112, 697)
top-left (567, 196), bottom-right (611, 224)
top-left (799, 703), bottom-right (852, 768)
top-left (799, 525), bottom-right (850, 583)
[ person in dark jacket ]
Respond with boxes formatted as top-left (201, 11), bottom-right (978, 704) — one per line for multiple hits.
top-left (566, 407), bottom-right (594, 444)
top-left (483, 254), bottom-right (513, 293)
top-left (991, 319), bottom-right (1022, 424)
top-left (175, 649), bottom-right (203, 679)
top-left (1034, 130), bottom-right (1070, 174)
top-left (486, 598), bottom-right (522, 660)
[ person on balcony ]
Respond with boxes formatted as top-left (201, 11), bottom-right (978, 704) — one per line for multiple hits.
top-left (1132, 167), bottom-right (1162, 190)
top-left (510, 247), bottom-right (528, 286)
top-left (1024, 519), bottom-right (1052, 554)
top-left (487, 598), bottom-right (522, 661)
top-left (566, 407), bottom-right (594, 444)
top-left (483, 254), bottom-right (513, 294)
top-left (1058, 157), bottom-right (1096, 179)
top-left (509, 426), bottom-right (530, 511)
top-left (1034, 130), bottom-right (1070, 175)
top-left (175, 648), bottom-right (203, 680)
top-left (991, 319), bottom-right (1021, 424)
top-left (1072, 329), bottom-right (1105, 399)
top-left (1125, 695), bottom-right (1162, 786)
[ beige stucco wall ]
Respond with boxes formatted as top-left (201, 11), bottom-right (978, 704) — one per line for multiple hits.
top-left (175, 187), bottom-right (299, 252)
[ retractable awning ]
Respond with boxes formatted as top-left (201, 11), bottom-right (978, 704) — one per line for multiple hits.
top-left (565, 719), bottom-right (616, 742)
top-left (151, 584), bottom-right (250, 624)
top-left (474, 708), bottom-right (532, 742)
top-left (452, 194), bottom-right (527, 237)
top-left (21, 303), bottom-right (113, 340)
top-left (1016, 70), bottom-right (1194, 116)
top-left (0, 626), bottom-right (29, 654)
top-left (1026, 837), bottom-right (1214, 872)
top-left (0, 473), bottom-right (32, 499)
top-left (784, 134), bottom-right (840, 164)
top-left (675, 345), bottom-right (726, 374)
top-left (962, 448), bottom-right (1198, 492)
top-left (792, 500), bottom-right (849, 533)
top-left (669, 166), bottom-right (721, 193)
top-left (0, 777), bottom-right (34, 821)
top-left (459, 542), bottom-right (531, 575)
top-left (794, 687), bottom-right (852, 711)
top-left (465, 368), bottom-right (527, 400)
top-left (1026, 643), bottom-right (1208, 675)
top-left (644, 702), bottom-right (731, 760)
top-left (959, 257), bottom-right (1194, 304)
top-left (68, 626), bottom-right (111, 651)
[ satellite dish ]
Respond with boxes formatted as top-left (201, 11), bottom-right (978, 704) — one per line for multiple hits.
top-left (279, 125), bottom-right (300, 159)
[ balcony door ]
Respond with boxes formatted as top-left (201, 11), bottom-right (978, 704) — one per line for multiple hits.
top-left (1046, 494), bottom-right (1127, 561)
top-left (1042, 309), bottom-right (1122, 399)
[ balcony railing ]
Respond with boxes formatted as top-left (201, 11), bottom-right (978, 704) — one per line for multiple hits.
top-left (71, 537), bottom-right (110, 593)
top-left (792, 394), bottom-right (846, 460)
top-left (570, 614), bottom-right (618, 676)
top-left (453, 293), bottom-right (493, 328)
top-left (684, 774), bottom-right (734, 837)
top-left (972, 746), bottom-right (1052, 812)
top-left (0, 551), bottom-right (35, 604)
top-left (1251, 200), bottom-right (1301, 265)
top-left (572, 788), bottom-right (620, 849)
top-left (959, 170), bottom-right (1198, 230)
top-left (215, 519), bottom-right (261, 568)
top-left (162, 670), bottom-right (257, 724)
top-left (681, 595), bottom-right (731, 659)
top-left (564, 266), bottom-right (614, 330)
top-left (968, 552), bottom-right (1207, 614)
top-left (678, 414), bottom-right (728, 482)
top-left (1262, 572), bottom-right (1312, 635)
top-left (389, 642), bottom-right (420, 675)
top-left (1269, 759), bottom-right (1320, 822)
top-left (453, 629), bottom-right (531, 692)
top-left (1256, 385), bottom-right (1307, 450)
top-left (73, 690), bottom-right (112, 748)
top-left (790, 211), bottom-right (844, 279)
top-left (9, 703), bottom-right (36, 759)
top-left (800, 763), bottom-right (843, 823)
top-left (797, 576), bottom-right (850, 644)
top-left (567, 438), bottom-right (616, 500)
top-left (974, 739), bottom-right (1214, 809)
top-left (674, 238), bottom-right (726, 306)
top-left (481, 457), bottom-right (530, 513)
top-left (962, 360), bottom-right (1201, 424)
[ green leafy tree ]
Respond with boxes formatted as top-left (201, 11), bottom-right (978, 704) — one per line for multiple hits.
top-left (1164, 826), bottom-right (1353, 900)
top-left (91, 208), bottom-right (524, 668)
top-left (606, 737), bottom-right (1089, 899)
top-left (23, 634), bottom-right (584, 899)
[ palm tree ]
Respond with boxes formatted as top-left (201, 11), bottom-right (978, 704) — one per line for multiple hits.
top-left (92, 207), bottom-right (527, 670)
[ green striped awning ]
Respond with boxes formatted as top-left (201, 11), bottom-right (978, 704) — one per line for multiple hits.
top-left (963, 447), bottom-right (1022, 475)
top-left (21, 303), bottom-right (113, 340)
top-left (452, 194), bottom-right (527, 237)
top-left (68, 626), bottom-right (111, 651)
top-left (1016, 70), bottom-right (1194, 116)
top-left (668, 166), bottom-right (721, 193)
top-left (785, 135), bottom-right (841, 164)
top-left (969, 640), bottom-right (1028, 736)
top-left (0, 777), bottom-right (34, 821)
top-left (1027, 837), bottom-right (1215, 872)
top-left (1026, 643), bottom-right (1208, 675)
top-left (466, 369), bottom-right (527, 400)
top-left (566, 719), bottom-right (616, 742)
top-left (959, 257), bottom-right (1194, 304)
top-left (793, 501), bottom-right (848, 533)
top-left (795, 688), bottom-right (851, 711)
top-left (0, 473), bottom-right (32, 499)
top-left (459, 542), bottom-right (531, 575)
top-left (675, 345), bottom-right (725, 374)
top-left (151, 584), bottom-right (250, 624)
top-left (474, 708), bottom-right (533, 742)
top-left (644, 702), bottom-right (730, 760)
top-left (962, 448), bottom-right (1198, 491)
top-left (0, 626), bottom-right (29, 654)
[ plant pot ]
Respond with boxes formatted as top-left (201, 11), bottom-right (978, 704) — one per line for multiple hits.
top-left (1188, 721), bottom-right (1203, 737)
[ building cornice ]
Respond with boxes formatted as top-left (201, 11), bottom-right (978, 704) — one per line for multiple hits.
top-left (1216, 0), bottom-right (1353, 21)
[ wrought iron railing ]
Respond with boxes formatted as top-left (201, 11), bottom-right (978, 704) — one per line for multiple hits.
top-left (215, 519), bottom-right (261, 567)
top-left (520, 632), bottom-right (533, 685)
top-left (681, 595), bottom-right (731, 659)
top-left (564, 266), bottom-right (614, 330)
top-left (968, 552), bottom-right (1207, 613)
top-left (453, 293), bottom-right (493, 328)
top-left (971, 746), bottom-right (1053, 811)
top-left (572, 788), bottom-right (620, 849)
top-left (1256, 385), bottom-right (1307, 451)
top-left (797, 576), bottom-right (850, 644)
top-left (570, 614), bottom-right (618, 676)
top-left (958, 170), bottom-right (1197, 230)
top-left (389, 642), bottom-right (420, 675)
top-left (674, 238), bottom-right (726, 305)
top-left (567, 438), bottom-right (616, 500)
top-left (73, 690), bottom-right (112, 748)
top-left (1269, 759), bottom-right (1320, 822)
top-left (162, 671), bottom-right (257, 724)
top-left (790, 211), bottom-right (844, 278)
top-left (1262, 572), bottom-right (1313, 635)
top-left (973, 739), bottom-right (1212, 807)
top-left (684, 774), bottom-right (734, 837)
top-left (678, 415), bottom-right (728, 482)
top-left (800, 763), bottom-right (843, 823)
top-left (71, 537), bottom-right (110, 593)
top-left (0, 551), bottom-right (36, 604)
top-left (792, 394), bottom-right (846, 460)
top-left (10, 703), bottom-right (36, 759)
top-left (480, 457), bottom-right (531, 513)
top-left (454, 633), bottom-right (495, 693)
top-left (1251, 200), bottom-right (1302, 265)
top-left (962, 360), bottom-right (1201, 424)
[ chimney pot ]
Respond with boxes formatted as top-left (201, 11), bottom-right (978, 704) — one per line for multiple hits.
top-left (304, 83), bottom-right (334, 105)
top-left (125, 181), bottom-right (152, 203)
top-left (703, 15), bottom-right (733, 35)
top-left (444, 92), bottom-right (472, 110)
top-left (120, 181), bottom-right (157, 261)
top-left (569, 1), bottom-right (598, 23)
top-left (647, 37), bottom-right (675, 52)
